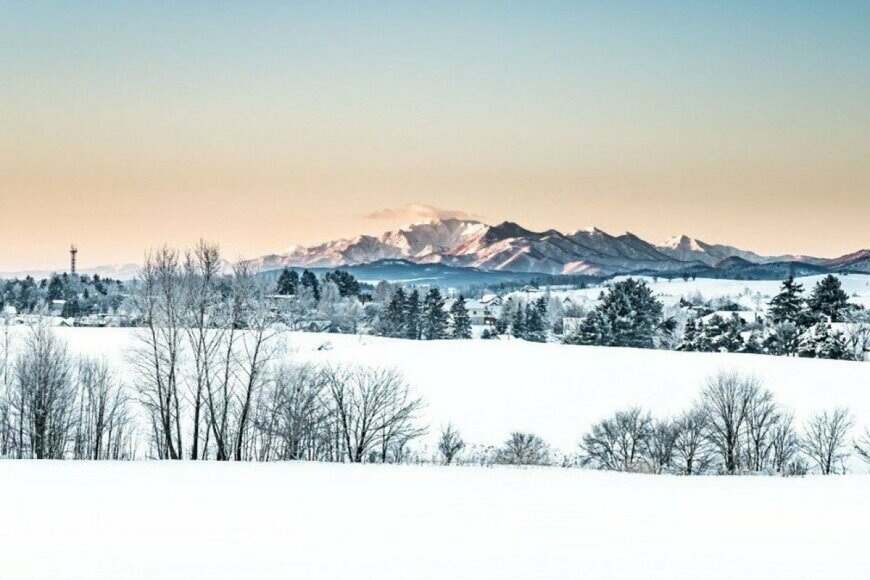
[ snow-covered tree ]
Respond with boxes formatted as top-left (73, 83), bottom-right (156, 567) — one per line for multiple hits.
top-left (275, 268), bottom-right (299, 295)
top-left (806, 275), bottom-right (852, 322)
top-left (768, 275), bottom-right (806, 326)
top-left (404, 289), bottom-right (422, 340)
top-left (421, 288), bottom-right (449, 340)
top-left (449, 295), bottom-right (472, 339)
top-left (567, 279), bottom-right (663, 349)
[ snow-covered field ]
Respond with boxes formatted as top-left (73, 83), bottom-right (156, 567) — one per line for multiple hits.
top-left (518, 273), bottom-right (870, 309)
top-left (45, 327), bottom-right (870, 453)
top-left (1, 461), bottom-right (869, 580)
top-left (3, 325), bottom-right (870, 579)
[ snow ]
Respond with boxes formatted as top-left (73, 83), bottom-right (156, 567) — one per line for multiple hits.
top-left (1, 461), bottom-right (869, 579)
top-left (521, 273), bottom-right (870, 309)
top-left (36, 327), bottom-right (870, 454)
top-left (3, 322), bottom-right (870, 578)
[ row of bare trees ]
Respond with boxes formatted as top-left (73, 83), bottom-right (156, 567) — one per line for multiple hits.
top-left (253, 364), bottom-right (426, 463)
top-left (0, 321), bottom-right (135, 459)
top-left (130, 242), bottom-right (429, 462)
top-left (130, 242), bottom-right (278, 460)
top-left (580, 371), bottom-right (864, 475)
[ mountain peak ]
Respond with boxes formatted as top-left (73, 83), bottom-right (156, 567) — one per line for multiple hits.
top-left (244, 217), bottom-right (846, 278)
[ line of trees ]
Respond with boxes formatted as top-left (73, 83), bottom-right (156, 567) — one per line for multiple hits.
top-left (374, 286), bottom-right (471, 340)
top-left (679, 275), bottom-right (865, 360)
top-left (0, 273), bottom-right (126, 317)
top-left (0, 321), bottom-right (135, 459)
top-left (579, 371), bottom-right (864, 475)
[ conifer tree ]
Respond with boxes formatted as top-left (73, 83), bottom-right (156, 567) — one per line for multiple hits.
top-left (573, 279), bottom-right (663, 348)
top-left (678, 319), bottom-right (698, 351)
top-left (768, 276), bottom-right (805, 325)
top-left (421, 288), bottom-right (449, 340)
top-left (300, 270), bottom-right (320, 301)
top-left (324, 270), bottom-right (361, 297)
top-left (404, 289), bottom-right (422, 340)
top-left (765, 321), bottom-right (800, 356)
top-left (449, 295), bottom-right (472, 339)
top-left (741, 329), bottom-right (764, 354)
top-left (382, 287), bottom-right (407, 338)
top-left (47, 275), bottom-right (63, 301)
top-left (524, 303), bottom-right (546, 342)
top-left (807, 275), bottom-right (852, 322)
top-left (276, 268), bottom-right (299, 295)
top-left (511, 305), bottom-right (526, 339)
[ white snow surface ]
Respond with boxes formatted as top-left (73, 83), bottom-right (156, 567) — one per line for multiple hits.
top-left (43, 327), bottom-right (870, 453)
top-left (1, 461), bottom-right (869, 579)
top-left (3, 328), bottom-right (870, 579)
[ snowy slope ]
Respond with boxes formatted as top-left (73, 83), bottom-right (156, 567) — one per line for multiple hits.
top-left (45, 327), bottom-right (870, 453)
top-left (1, 461), bottom-right (869, 580)
top-left (657, 234), bottom-right (821, 266)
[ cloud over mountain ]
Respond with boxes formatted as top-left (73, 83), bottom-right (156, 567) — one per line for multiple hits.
top-left (363, 203), bottom-right (483, 224)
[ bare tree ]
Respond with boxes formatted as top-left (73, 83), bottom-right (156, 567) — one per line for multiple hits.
top-left (231, 264), bottom-right (280, 461)
top-left (743, 388), bottom-right (780, 472)
top-left (645, 418), bottom-right (678, 474)
top-left (855, 428), bottom-right (870, 467)
top-left (802, 408), bottom-right (853, 475)
top-left (183, 240), bottom-right (224, 460)
top-left (73, 357), bottom-right (135, 460)
top-left (13, 322), bottom-right (76, 459)
top-left (496, 432), bottom-right (550, 466)
top-left (770, 412), bottom-right (802, 475)
top-left (325, 365), bottom-right (425, 463)
top-left (672, 407), bottom-right (711, 475)
top-left (580, 407), bottom-right (653, 472)
top-left (438, 423), bottom-right (465, 465)
top-left (701, 371), bottom-right (762, 474)
top-left (130, 247), bottom-right (185, 459)
top-left (0, 315), bottom-right (13, 456)
top-left (254, 363), bottom-right (330, 461)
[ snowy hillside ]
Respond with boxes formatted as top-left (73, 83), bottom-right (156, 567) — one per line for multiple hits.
top-left (48, 328), bottom-right (870, 453)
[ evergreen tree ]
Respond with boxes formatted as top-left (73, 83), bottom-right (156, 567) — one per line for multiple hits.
top-left (47, 275), bottom-right (63, 301)
top-left (678, 319), bottom-right (699, 351)
top-left (534, 296), bottom-right (548, 318)
top-left (798, 322), bottom-right (855, 360)
top-left (404, 289), bottom-right (422, 340)
top-left (324, 270), bottom-right (361, 297)
top-left (741, 329), bottom-right (765, 354)
top-left (765, 321), bottom-right (800, 356)
top-left (719, 313), bottom-right (745, 352)
top-left (449, 295), bottom-right (472, 339)
top-left (495, 302), bottom-right (511, 334)
top-left (807, 275), bottom-right (852, 322)
top-left (382, 287), bottom-right (407, 338)
top-left (300, 270), bottom-right (320, 301)
top-left (422, 288), bottom-right (449, 340)
top-left (768, 276), bottom-right (805, 325)
top-left (511, 305), bottom-right (526, 339)
top-left (524, 303), bottom-right (546, 342)
top-left (565, 309), bottom-right (612, 345)
top-left (276, 268), bottom-right (299, 295)
top-left (573, 279), bottom-right (663, 348)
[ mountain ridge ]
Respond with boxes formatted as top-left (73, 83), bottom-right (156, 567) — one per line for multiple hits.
top-left (246, 218), bottom-right (865, 277)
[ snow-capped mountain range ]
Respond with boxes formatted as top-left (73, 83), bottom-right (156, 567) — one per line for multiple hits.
top-left (245, 219), bottom-right (868, 276)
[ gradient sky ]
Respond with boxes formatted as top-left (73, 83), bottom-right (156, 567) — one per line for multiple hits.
top-left (1, 1), bottom-right (868, 270)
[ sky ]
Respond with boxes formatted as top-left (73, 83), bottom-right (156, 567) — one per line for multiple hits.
top-left (1, 1), bottom-right (868, 270)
